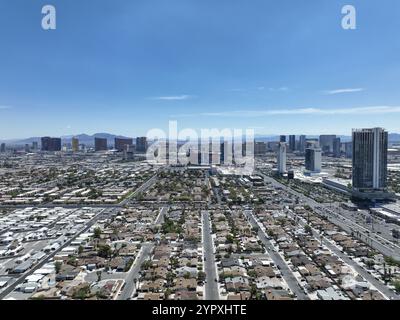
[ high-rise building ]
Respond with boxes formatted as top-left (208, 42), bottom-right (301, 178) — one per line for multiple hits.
top-left (299, 135), bottom-right (306, 153)
top-left (352, 128), bottom-right (388, 192)
top-left (24, 144), bottom-right (30, 153)
top-left (0, 143), bottom-right (5, 153)
top-left (123, 145), bottom-right (135, 161)
top-left (333, 137), bottom-right (341, 158)
top-left (136, 137), bottom-right (148, 153)
top-left (289, 135), bottom-right (296, 152)
top-left (344, 142), bottom-right (352, 159)
top-left (95, 137), bottom-right (108, 152)
top-left (32, 141), bottom-right (38, 151)
top-left (115, 138), bottom-right (133, 152)
top-left (319, 135), bottom-right (336, 154)
top-left (305, 147), bottom-right (322, 173)
top-left (277, 142), bottom-right (287, 174)
top-left (255, 142), bottom-right (267, 156)
top-left (72, 138), bottom-right (79, 152)
top-left (41, 137), bottom-right (62, 152)
top-left (280, 135), bottom-right (286, 143)
top-left (306, 139), bottom-right (319, 149)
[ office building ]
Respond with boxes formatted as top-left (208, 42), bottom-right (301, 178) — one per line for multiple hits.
top-left (95, 138), bottom-right (108, 152)
top-left (305, 147), bottom-right (322, 173)
top-left (280, 135), bottom-right (286, 143)
top-left (0, 143), bottom-right (5, 153)
top-left (299, 135), bottom-right (306, 153)
top-left (344, 142), bottom-right (352, 159)
top-left (319, 135), bottom-right (336, 154)
top-left (352, 128), bottom-right (388, 193)
top-left (24, 144), bottom-right (30, 153)
top-left (72, 138), bottom-right (79, 152)
top-left (123, 145), bottom-right (135, 161)
top-left (41, 137), bottom-right (62, 152)
top-left (32, 141), bottom-right (38, 151)
top-left (136, 137), bottom-right (148, 153)
top-left (115, 138), bottom-right (133, 152)
top-left (306, 139), bottom-right (319, 148)
top-left (277, 142), bottom-right (287, 174)
top-left (255, 142), bottom-right (267, 156)
top-left (333, 137), bottom-right (341, 158)
top-left (289, 135), bottom-right (296, 152)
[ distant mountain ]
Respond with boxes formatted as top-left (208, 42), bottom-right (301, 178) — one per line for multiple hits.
top-left (1, 133), bottom-right (132, 147)
top-left (61, 133), bottom-right (132, 146)
top-left (389, 133), bottom-right (400, 142)
top-left (2, 132), bottom-right (400, 146)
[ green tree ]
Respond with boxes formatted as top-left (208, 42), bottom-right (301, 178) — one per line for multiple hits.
top-left (197, 271), bottom-right (206, 282)
top-left (98, 245), bottom-right (112, 258)
top-left (94, 227), bottom-right (102, 239)
top-left (55, 261), bottom-right (62, 274)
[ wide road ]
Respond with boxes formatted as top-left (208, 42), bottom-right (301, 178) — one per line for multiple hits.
top-left (258, 172), bottom-right (400, 260)
top-left (119, 174), bottom-right (158, 206)
top-left (118, 243), bottom-right (154, 300)
top-left (155, 206), bottom-right (168, 225)
top-left (242, 210), bottom-right (309, 300)
top-left (201, 210), bottom-right (219, 300)
top-left (286, 209), bottom-right (400, 300)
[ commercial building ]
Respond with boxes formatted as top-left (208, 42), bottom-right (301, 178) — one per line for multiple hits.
top-left (115, 138), bottom-right (133, 152)
top-left (352, 128), bottom-right (388, 194)
top-left (94, 138), bottom-right (108, 152)
top-left (333, 137), bottom-right (341, 158)
top-left (277, 142), bottom-right (287, 174)
top-left (280, 135), bottom-right (286, 143)
top-left (305, 147), bottom-right (322, 173)
top-left (71, 138), bottom-right (79, 152)
top-left (0, 143), bottom-right (6, 153)
top-left (289, 135), bottom-right (296, 152)
top-left (344, 142), bottom-right (353, 159)
top-left (41, 137), bottom-right (62, 152)
top-left (32, 141), bottom-right (38, 151)
top-left (136, 137), bottom-right (148, 153)
top-left (299, 135), bottom-right (306, 153)
top-left (123, 145), bottom-right (135, 161)
top-left (255, 142), bottom-right (267, 156)
top-left (306, 139), bottom-right (319, 148)
top-left (319, 135), bottom-right (336, 154)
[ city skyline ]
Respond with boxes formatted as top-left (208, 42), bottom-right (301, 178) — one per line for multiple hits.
top-left (1, 0), bottom-right (400, 138)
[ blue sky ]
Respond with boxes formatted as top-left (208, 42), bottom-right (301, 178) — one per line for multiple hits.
top-left (1, 0), bottom-right (400, 139)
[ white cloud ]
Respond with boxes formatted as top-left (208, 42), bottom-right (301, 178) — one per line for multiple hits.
top-left (150, 95), bottom-right (194, 101)
top-left (324, 88), bottom-right (365, 95)
top-left (173, 106), bottom-right (400, 118)
top-left (269, 87), bottom-right (289, 92)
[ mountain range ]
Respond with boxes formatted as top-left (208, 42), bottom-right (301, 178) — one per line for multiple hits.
top-left (1, 133), bottom-right (400, 146)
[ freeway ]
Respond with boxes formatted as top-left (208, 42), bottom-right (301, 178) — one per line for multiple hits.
top-left (0, 207), bottom-right (110, 300)
top-left (201, 210), bottom-right (219, 300)
top-left (118, 243), bottom-right (154, 300)
top-left (119, 174), bottom-right (158, 206)
top-left (258, 172), bottom-right (400, 260)
top-left (155, 206), bottom-right (168, 225)
top-left (285, 209), bottom-right (400, 300)
top-left (242, 210), bottom-right (309, 300)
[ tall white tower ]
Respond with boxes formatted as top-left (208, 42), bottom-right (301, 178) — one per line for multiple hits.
top-left (278, 142), bottom-right (287, 174)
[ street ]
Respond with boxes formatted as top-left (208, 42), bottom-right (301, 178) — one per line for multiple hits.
top-left (201, 210), bottom-right (219, 300)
